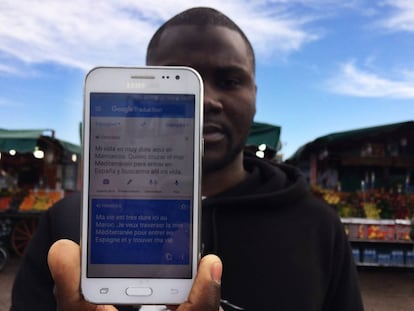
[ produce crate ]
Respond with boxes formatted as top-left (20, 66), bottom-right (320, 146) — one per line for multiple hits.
top-left (342, 218), bottom-right (411, 241)
top-left (395, 219), bottom-right (411, 241)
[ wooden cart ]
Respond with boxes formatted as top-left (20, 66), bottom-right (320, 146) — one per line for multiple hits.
top-left (0, 211), bottom-right (40, 257)
top-left (0, 189), bottom-right (63, 258)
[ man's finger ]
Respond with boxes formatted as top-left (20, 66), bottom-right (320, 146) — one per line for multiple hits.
top-left (176, 254), bottom-right (222, 311)
top-left (47, 239), bottom-right (117, 311)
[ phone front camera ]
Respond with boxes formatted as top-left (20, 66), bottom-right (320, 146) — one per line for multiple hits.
top-left (175, 75), bottom-right (180, 80)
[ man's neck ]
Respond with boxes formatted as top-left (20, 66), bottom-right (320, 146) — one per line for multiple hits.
top-left (202, 153), bottom-right (247, 197)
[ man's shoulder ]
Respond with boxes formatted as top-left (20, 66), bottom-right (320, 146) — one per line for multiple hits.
top-left (47, 191), bottom-right (81, 242)
top-left (299, 191), bottom-right (344, 228)
top-left (49, 191), bottom-right (81, 216)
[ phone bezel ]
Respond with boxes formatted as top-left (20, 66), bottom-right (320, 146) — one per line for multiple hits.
top-left (80, 66), bottom-right (203, 305)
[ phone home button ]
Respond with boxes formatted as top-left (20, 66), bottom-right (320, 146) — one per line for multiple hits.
top-left (125, 287), bottom-right (153, 297)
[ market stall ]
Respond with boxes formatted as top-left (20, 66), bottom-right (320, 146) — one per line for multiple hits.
top-left (287, 121), bottom-right (414, 268)
top-left (0, 129), bottom-right (81, 257)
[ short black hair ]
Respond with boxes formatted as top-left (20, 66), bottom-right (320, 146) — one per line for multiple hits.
top-left (146, 7), bottom-right (255, 70)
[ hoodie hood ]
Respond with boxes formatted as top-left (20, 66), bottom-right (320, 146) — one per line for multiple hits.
top-left (203, 152), bottom-right (310, 209)
top-left (200, 152), bottom-right (312, 257)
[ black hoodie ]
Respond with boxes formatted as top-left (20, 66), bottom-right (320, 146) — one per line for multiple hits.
top-left (11, 153), bottom-right (363, 311)
top-left (202, 154), bottom-right (363, 310)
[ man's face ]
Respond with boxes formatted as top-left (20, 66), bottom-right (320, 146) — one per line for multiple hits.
top-left (148, 25), bottom-right (256, 173)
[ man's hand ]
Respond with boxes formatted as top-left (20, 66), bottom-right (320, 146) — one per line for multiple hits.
top-left (48, 239), bottom-right (222, 311)
top-left (48, 239), bottom-right (117, 311)
top-left (169, 254), bottom-right (222, 311)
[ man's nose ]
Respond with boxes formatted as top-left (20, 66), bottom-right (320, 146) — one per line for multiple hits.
top-left (203, 83), bottom-right (223, 113)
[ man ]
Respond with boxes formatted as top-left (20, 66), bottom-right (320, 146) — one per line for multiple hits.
top-left (11, 7), bottom-right (364, 311)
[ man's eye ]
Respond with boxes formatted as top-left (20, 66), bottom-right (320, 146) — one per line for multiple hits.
top-left (220, 78), bottom-right (241, 88)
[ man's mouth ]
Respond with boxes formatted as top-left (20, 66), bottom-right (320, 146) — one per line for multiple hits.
top-left (203, 123), bottom-right (226, 143)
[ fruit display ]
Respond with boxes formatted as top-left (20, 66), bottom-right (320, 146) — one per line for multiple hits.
top-left (0, 196), bottom-right (11, 211)
top-left (0, 188), bottom-right (64, 212)
top-left (312, 185), bottom-right (414, 220)
top-left (315, 185), bottom-right (414, 243)
top-left (322, 191), bottom-right (341, 205)
top-left (362, 202), bottom-right (381, 219)
top-left (18, 190), bottom-right (63, 211)
top-left (0, 188), bottom-right (11, 210)
top-left (366, 224), bottom-right (395, 240)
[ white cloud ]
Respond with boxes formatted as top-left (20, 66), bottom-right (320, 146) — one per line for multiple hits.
top-left (0, 63), bottom-right (19, 75)
top-left (378, 0), bottom-right (414, 32)
top-left (0, 0), bottom-right (321, 73)
top-left (0, 0), bottom-right (157, 70)
top-left (326, 61), bottom-right (414, 99)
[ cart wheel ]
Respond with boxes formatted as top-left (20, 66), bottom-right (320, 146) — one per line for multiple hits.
top-left (11, 219), bottom-right (38, 257)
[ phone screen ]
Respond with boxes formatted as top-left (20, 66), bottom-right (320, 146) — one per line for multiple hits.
top-left (87, 92), bottom-right (195, 279)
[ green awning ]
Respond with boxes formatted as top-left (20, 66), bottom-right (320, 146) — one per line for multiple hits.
top-left (0, 129), bottom-right (50, 153)
top-left (246, 121), bottom-right (281, 151)
top-left (58, 140), bottom-right (81, 154)
top-left (287, 120), bottom-right (414, 163)
top-left (0, 128), bottom-right (81, 154)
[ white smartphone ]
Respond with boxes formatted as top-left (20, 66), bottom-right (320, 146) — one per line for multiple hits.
top-left (81, 66), bottom-right (203, 305)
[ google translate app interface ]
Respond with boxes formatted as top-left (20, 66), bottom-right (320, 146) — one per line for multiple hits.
top-left (89, 93), bottom-right (195, 267)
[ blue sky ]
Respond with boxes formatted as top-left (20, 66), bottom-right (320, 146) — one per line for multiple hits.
top-left (0, 0), bottom-right (413, 159)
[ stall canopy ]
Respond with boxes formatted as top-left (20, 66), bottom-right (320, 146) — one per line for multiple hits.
top-left (287, 121), bottom-right (414, 164)
top-left (246, 121), bottom-right (281, 151)
top-left (0, 129), bottom-right (81, 154)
